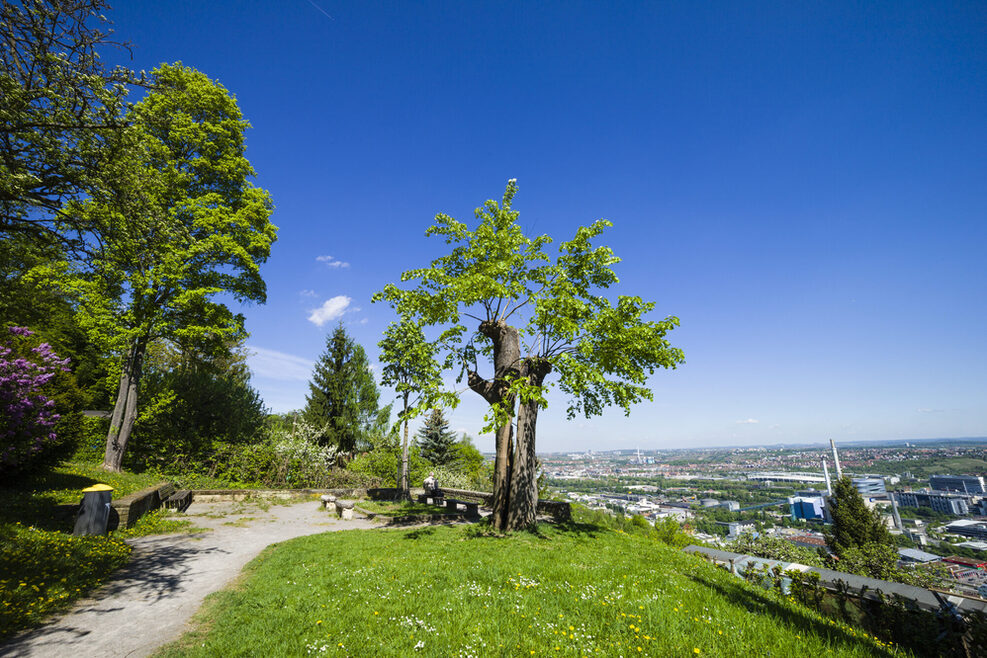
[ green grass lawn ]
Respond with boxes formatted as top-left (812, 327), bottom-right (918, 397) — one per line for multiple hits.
top-left (357, 500), bottom-right (463, 517)
top-left (0, 461), bottom-right (204, 639)
top-left (157, 522), bottom-right (901, 657)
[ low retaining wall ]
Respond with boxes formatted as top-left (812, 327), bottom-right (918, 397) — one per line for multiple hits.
top-left (190, 488), bottom-right (367, 503)
top-left (111, 482), bottom-right (175, 529)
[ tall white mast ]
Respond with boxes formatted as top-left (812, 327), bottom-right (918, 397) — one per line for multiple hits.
top-left (830, 439), bottom-right (843, 479)
top-left (822, 458), bottom-right (832, 496)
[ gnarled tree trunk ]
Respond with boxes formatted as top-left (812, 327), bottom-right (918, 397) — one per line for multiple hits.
top-left (102, 339), bottom-right (146, 472)
top-left (468, 320), bottom-right (520, 532)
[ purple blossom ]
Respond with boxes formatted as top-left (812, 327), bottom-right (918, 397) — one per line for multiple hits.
top-left (1, 326), bottom-right (70, 472)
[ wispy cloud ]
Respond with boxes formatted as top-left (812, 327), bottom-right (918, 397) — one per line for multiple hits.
top-left (298, 289), bottom-right (318, 298)
top-left (308, 295), bottom-right (351, 327)
top-left (247, 346), bottom-right (313, 381)
top-left (736, 418), bottom-right (759, 424)
top-left (316, 255), bottom-right (349, 269)
top-left (917, 408), bottom-right (946, 414)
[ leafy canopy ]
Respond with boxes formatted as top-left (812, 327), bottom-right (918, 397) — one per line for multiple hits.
top-left (376, 180), bottom-right (684, 428)
top-left (62, 63), bottom-right (276, 358)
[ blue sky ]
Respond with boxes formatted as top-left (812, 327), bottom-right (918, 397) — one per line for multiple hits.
top-left (106, 1), bottom-right (986, 452)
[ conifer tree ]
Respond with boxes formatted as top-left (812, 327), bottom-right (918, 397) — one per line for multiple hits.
top-left (825, 476), bottom-right (892, 556)
top-left (304, 323), bottom-right (379, 454)
top-left (416, 408), bottom-right (457, 466)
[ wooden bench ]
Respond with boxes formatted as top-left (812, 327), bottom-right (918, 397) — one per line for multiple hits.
top-left (164, 489), bottom-right (192, 512)
top-left (417, 493), bottom-right (479, 517)
top-left (417, 492), bottom-right (445, 506)
top-left (445, 499), bottom-right (479, 517)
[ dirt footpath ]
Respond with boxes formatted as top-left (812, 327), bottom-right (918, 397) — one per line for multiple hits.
top-left (0, 499), bottom-right (377, 658)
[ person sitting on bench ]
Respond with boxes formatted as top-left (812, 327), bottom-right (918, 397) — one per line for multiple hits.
top-left (423, 472), bottom-right (441, 498)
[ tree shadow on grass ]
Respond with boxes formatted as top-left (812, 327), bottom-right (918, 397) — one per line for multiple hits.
top-left (686, 571), bottom-right (897, 656)
top-left (0, 539), bottom-right (227, 656)
top-left (550, 520), bottom-right (605, 539)
top-left (403, 527), bottom-right (437, 540)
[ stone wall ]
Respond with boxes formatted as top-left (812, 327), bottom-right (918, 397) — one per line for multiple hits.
top-left (190, 488), bottom-right (367, 503)
top-left (110, 482), bottom-right (174, 529)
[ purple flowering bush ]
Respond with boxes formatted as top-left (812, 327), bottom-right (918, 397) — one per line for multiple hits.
top-left (0, 326), bottom-right (74, 475)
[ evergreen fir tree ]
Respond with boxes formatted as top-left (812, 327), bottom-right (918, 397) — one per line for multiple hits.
top-left (416, 408), bottom-right (457, 466)
top-left (303, 323), bottom-right (379, 453)
top-left (824, 476), bottom-right (892, 557)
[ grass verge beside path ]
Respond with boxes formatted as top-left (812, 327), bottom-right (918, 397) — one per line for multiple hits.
top-left (357, 500), bottom-right (463, 517)
top-left (0, 461), bottom-right (209, 640)
top-left (157, 522), bottom-right (901, 657)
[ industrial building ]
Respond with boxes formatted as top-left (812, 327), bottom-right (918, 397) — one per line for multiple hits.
top-left (789, 495), bottom-right (826, 521)
top-left (929, 474), bottom-right (986, 495)
top-left (945, 520), bottom-right (987, 540)
top-left (895, 490), bottom-right (970, 515)
top-left (851, 477), bottom-right (887, 495)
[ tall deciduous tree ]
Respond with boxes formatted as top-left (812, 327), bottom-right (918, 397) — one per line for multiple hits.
top-left (378, 316), bottom-right (449, 498)
top-left (825, 476), bottom-right (892, 557)
top-left (0, 0), bottom-right (134, 249)
top-left (416, 408), bottom-right (457, 467)
top-left (376, 180), bottom-right (684, 531)
top-left (304, 323), bottom-right (379, 454)
top-left (62, 63), bottom-right (276, 471)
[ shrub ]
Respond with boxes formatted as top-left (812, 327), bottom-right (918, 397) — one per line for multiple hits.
top-left (126, 366), bottom-right (266, 473)
top-left (0, 326), bottom-right (81, 475)
top-left (347, 443), bottom-right (430, 488)
top-left (207, 418), bottom-right (379, 489)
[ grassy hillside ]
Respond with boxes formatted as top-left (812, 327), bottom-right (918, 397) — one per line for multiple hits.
top-left (158, 522), bottom-right (900, 657)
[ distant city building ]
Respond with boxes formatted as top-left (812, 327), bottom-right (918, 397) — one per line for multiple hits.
top-left (851, 477), bottom-right (887, 495)
top-left (747, 472), bottom-right (827, 484)
top-left (943, 556), bottom-right (987, 570)
top-left (700, 498), bottom-right (719, 508)
top-left (788, 496), bottom-right (826, 521)
top-left (718, 501), bottom-right (740, 512)
top-left (896, 490), bottom-right (969, 515)
top-left (897, 548), bottom-right (940, 564)
top-left (716, 521), bottom-right (753, 539)
top-left (930, 474), bottom-right (986, 495)
top-left (945, 520), bottom-right (987, 540)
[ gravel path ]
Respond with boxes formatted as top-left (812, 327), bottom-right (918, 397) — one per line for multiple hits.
top-left (1, 499), bottom-right (377, 658)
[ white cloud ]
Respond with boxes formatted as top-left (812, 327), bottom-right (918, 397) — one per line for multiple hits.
top-left (299, 289), bottom-right (318, 298)
top-left (316, 255), bottom-right (350, 268)
top-left (308, 295), bottom-right (352, 327)
top-left (246, 346), bottom-right (313, 381)
top-left (736, 418), bottom-right (759, 425)
top-left (917, 408), bottom-right (946, 413)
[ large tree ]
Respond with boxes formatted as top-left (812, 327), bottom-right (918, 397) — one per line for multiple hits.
top-left (61, 63), bottom-right (276, 471)
top-left (376, 180), bottom-right (684, 531)
top-left (0, 0), bottom-right (134, 250)
top-left (378, 315), bottom-right (449, 498)
top-left (304, 323), bottom-right (379, 454)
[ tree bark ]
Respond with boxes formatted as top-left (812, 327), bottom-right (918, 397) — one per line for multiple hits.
top-left (508, 398), bottom-right (539, 530)
top-left (400, 395), bottom-right (410, 500)
top-left (506, 358), bottom-right (551, 531)
top-left (469, 320), bottom-right (521, 532)
top-left (102, 340), bottom-right (146, 472)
